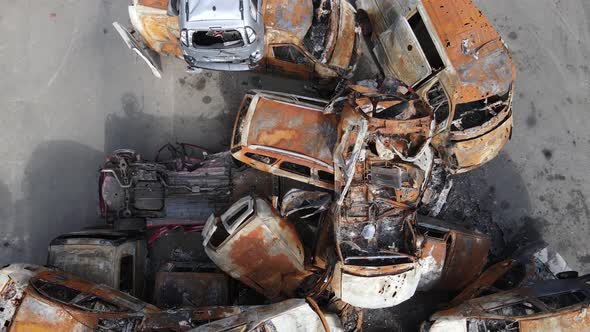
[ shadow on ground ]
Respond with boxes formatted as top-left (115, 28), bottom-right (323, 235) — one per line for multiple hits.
top-left (11, 141), bottom-right (103, 264)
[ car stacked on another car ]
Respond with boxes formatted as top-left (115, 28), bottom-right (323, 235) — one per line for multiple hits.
top-left (116, 0), bottom-right (361, 82)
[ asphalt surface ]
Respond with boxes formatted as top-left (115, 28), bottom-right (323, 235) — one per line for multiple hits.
top-left (0, 0), bottom-right (588, 280)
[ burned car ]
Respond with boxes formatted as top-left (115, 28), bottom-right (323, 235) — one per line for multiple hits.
top-left (99, 147), bottom-right (232, 224)
top-left (357, 0), bottom-right (516, 173)
top-left (416, 216), bottom-right (491, 291)
top-left (47, 229), bottom-right (147, 298)
top-left (202, 195), bottom-right (313, 301)
top-left (231, 90), bottom-right (338, 190)
top-left (191, 299), bottom-right (344, 332)
top-left (115, 0), bottom-right (360, 81)
top-left (0, 264), bottom-right (242, 331)
top-left (328, 79), bottom-right (436, 309)
top-left (422, 274), bottom-right (590, 332)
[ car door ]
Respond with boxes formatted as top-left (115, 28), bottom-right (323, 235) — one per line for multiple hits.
top-left (374, 8), bottom-right (432, 86)
top-left (112, 22), bottom-right (162, 78)
top-left (266, 44), bottom-right (315, 80)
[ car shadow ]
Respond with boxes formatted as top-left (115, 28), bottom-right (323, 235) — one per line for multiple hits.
top-left (13, 140), bottom-right (103, 264)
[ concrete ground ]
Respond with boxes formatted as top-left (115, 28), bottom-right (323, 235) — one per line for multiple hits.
top-left (0, 0), bottom-right (588, 282)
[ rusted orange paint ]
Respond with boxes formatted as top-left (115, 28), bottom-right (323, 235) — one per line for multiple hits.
top-left (227, 225), bottom-right (309, 300)
top-left (138, 0), bottom-right (169, 10)
top-left (422, 0), bottom-right (516, 103)
top-left (519, 308), bottom-right (590, 332)
top-left (248, 97), bottom-right (339, 165)
top-left (444, 112), bottom-right (512, 173)
top-left (438, 231), bottom-right (491, 290)
top-left (264, 0), bottom-right (313, 41)
top-left (139, 15), bottom-right (182, 58)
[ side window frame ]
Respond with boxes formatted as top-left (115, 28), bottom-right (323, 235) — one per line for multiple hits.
top-left (271, 44), bottom-right (314, 67)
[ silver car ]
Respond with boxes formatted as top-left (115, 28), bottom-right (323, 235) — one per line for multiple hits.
top-left (168, 0), bottom-right (265, 71)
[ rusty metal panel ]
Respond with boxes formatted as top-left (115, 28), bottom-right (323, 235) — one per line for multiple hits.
top-left (264, 0), bottom-right (313, 41)
top-left (421, 0), bottom-right (515, 102)
top-left (203, 196), bottom-right (310, 301)
top-left (328, 1), bottom-right (357, 70)
top-left (246, 94), bottom-right (338, 165)
top-left (438, 230), bottom-right (491, 290)
top-left (129, 5), bottom-right (181, 58)
top-left (138, 0), bottom-right (169, 10)
top-left (154, 272), bottom-right (231, 308)
top-left (0, 265), bottom-right (38, 331)
top-left (417, 236), bottom-right (447, 291)
top-left (10, 293), bottom-right (90, 332)
top-left (520, 308), bottom-right (590, 332)
top-left (449, 260), bottom-right (516, 308)
top-left (445, 113), bottom-right (512, 173)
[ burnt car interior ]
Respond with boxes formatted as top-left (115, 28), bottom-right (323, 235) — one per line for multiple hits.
top-left (193, 30), bottom-right (244, 48)
top-left (303, 0), bottom-right (335, 59)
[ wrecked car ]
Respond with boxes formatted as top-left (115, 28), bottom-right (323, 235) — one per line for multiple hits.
top-left (231, 90), bottom-right (338, 190)
top-left (99, 147), bottom-right (232, 225)
top-left (357, 0), bottom-right (516, 173)
top-left (113, 0), bottom-right (181, 78)
top-left (191, 299), bottom-right (344, 332)
top-left (328, 79), bottom-right (435, 309)
top-left (416, 216), bottom-right (491, 291)
top-left (0, 264), bottom-right (242, 331)
top-left (422, 273), bottom-right (590, 332)
top-left (167, 0), bottom-right (265, 71)
top-left (47, 229), bottom-right (147, 298)
top-left (202, 195), bottom-right (313, 301)
top-left (115, 0), bottom-right (360, 81)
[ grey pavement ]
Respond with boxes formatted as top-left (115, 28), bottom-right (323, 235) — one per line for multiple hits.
top-left (0, 0), bottom-right (588, 276)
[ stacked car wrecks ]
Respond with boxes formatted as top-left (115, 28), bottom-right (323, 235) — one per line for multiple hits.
top-left (2, 0), bottom-right (588, 331)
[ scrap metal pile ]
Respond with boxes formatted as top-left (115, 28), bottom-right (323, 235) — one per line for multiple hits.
top-left (2, 0), bottom-right (589, 331)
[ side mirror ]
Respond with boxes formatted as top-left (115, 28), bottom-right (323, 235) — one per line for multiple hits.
top-left (167, 0), bottom-right (180, 16)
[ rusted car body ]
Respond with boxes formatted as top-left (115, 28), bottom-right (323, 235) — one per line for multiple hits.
top-left (113, 0), bottom-right (181, 78)
top-left (422, 274), bottom-right (590, 332)
top-left (202, 195), bottom-right (312, 301)
top-left (260, 0), bottom-right (360, 81)
top-left (416, 216), bottom-right (491, 291)
top-left (231, 90), bottom-right (338, 190)
top-left (0, 264), bottom-right (242, 331)
top-left (47, 229), bottom-right (147, 298)
top-left (100, 148), bottom-right (232, 224)
top-left (153, 262), bottom-right (232, 309)
top-left (329, 79), bottom-right (435, 308)
top-left (357, 0), bottom-right (516, 173)
top-left (115, 0), bottom-right (360, 81)
top-left (191, 299), bottom-right (344, 332)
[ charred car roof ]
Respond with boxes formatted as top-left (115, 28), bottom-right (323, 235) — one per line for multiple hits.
top-left (264, 0), bottom-right (313, 41)
top-left (420, 0), bottom-right (515, 103)
top-left (243, 91), bottom-right (338, 166)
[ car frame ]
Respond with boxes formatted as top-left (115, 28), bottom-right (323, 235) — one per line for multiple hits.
top-left (202, 195), bottom-right (312, 301)
top-left (357, 0), bottom-right (516, 173)
top-left (422, 274), bottom-right (590, 332)
top-left (230, 90), bottom-right (338, 190)
top-left (47, 229), bottom-right (147, 298)
top-left (115, 0), bottom-right (361, 81)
